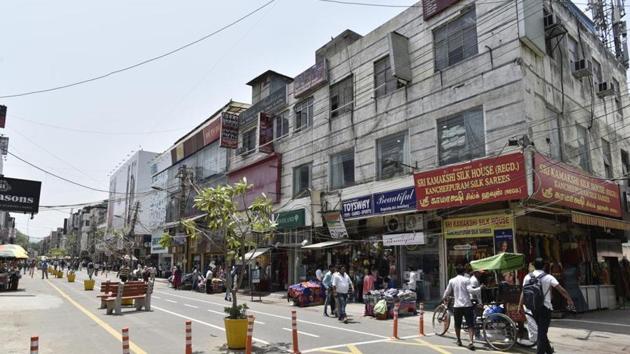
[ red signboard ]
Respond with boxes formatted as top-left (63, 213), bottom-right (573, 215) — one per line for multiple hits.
top-left (202, 118), bottom-right (221, 146)
top-left (220, 112), bottom-right (239, 149)
top-left (258, 112), bottom-right (274, 154)
top-left (227, 154), bottom-right (281, 209)
top-left (533, 153), bottom-right (622, 217)
top-left (414, 153), bottom-right (527, 211)
top-left (422, 0), bottom-right (461, 20)
top-left (0, 105), bottom-right (6, 128)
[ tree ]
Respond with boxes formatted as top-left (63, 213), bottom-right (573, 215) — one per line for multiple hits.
top-left (14, 230), bottom-right (29, 249)
top-left (164, 178), bottom-right (276, 318)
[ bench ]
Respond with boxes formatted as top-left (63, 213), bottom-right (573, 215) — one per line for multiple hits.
top-left (97, 280), bottom-right (143, 308)
top-left (101, 281), bottom-right (153, 315)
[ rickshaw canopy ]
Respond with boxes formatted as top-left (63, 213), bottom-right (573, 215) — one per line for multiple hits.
top-left (470, 252), bottom-right (525, 272)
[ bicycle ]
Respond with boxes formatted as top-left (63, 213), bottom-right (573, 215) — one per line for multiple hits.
top-left (432, 297), bottom-right (519, 351)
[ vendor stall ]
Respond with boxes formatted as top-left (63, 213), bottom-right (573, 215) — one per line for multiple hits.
top-left (287, 280), bottom-right (325, 307)
top-left (364, 288), bottom-right (417, 319)
top-left (0, 244), bottom-right (28, 291)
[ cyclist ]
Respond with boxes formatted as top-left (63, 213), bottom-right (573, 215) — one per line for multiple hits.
top-left (443, 264), bottom-right (476, 350)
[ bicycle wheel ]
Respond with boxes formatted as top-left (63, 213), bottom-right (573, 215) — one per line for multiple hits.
top-left (483, 313), bottom-right (517, 351)
top-left (516, 311), bottom-right (538, 348)
top-left (432, 304), bottom-right (450, 336)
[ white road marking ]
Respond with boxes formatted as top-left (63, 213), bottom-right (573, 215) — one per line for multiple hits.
top-left (554, 319), bottom-right (630, 328)
top-left (152, 305), bottom-right (270, 345)
top-left (184, 304), bottom-right (198, 309)
top-left (255, 320), bottom-right (266, 325)
top-left (156, 290), bottom-right (389, 339)
top-left (208, 309), bottom-right (225, 316)
top-left (302, 338), bottom-right (392, 353)
top-left (166, 299), bottom-right (177, 303)
top-left (152, 296), bottom-right (161, 299)
top-left (282, 328), bottom-right (319, 338)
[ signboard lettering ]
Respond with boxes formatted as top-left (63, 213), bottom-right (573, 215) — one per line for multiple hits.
top-left (532, 153), bottom-right (622, 217)
top-left (0, 176), bottom-right (42, 214)
top-left (294, 60), bottom-right (328, 98)
top-left (220, 112), bottom-right (240, 149)
top-left (342, 195), bottom-right (373, 219)
top-left (323, 212), bottom-right (348, 239)
top-left (414, 153), bottom-right (527, 211)
top-left (383, 232), bottom-right (425, 246)
top-left (341, 187), bottom-right (416, 219)
top-left (443, 212), bottom-right (514, 239)
top-left (258, 112), bottom-right (274, 154)
top-left (274, 209), bottom-right (306, 230)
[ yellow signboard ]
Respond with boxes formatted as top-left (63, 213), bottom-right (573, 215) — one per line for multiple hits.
top-left (443, 212), bottom-right (514, 239)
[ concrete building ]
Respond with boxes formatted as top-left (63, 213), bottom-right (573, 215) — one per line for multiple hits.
top-left (229, 0), bottom-right (630, 304)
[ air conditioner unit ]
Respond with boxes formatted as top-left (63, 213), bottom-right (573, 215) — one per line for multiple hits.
top-left (597, 82), bottom-right (616, 98)
top-left (385, 215), bottom-right (403, 233)
top-left (573, 59), bottom-right (592, 79)
top-left (405, 214), bottom-right (424, 232)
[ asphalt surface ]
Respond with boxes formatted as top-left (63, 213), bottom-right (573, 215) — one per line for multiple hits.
top-left (3, 270), bottom-right (630, 353)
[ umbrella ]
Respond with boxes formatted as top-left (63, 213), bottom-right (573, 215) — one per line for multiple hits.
top-left (0, 244), bottom-right (29, 259)
top-left (470, 252), bottom-right (525, 272)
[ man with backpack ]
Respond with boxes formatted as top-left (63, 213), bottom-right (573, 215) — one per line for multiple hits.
top-left (519, 258), bottom-right (574, 354)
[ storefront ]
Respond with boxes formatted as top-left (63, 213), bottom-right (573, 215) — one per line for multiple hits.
top-left (273, 208), bottom-right (309, 290)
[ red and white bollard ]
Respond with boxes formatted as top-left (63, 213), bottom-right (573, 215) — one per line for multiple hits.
top-left (392, 303), bottom-right (400, 339)
top-left (419, 302), bottom-right (425, 336)
top-left (30, 336), bottom-right (39, 354)
top-left (121, 328), bottom-right (130, 354)
top-left (291, 310), bottom-right (301, 354)
top-left (185, 320), bottom-right (192, 354)
top-left (245, 315), bottom-right (255, 354)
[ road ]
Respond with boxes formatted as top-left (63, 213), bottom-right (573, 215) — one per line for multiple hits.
top-left (2, 270), bottom-right (630, 353)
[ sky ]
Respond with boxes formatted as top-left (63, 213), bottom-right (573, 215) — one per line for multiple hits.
top-left (0, 0), bottom-right (416, 241)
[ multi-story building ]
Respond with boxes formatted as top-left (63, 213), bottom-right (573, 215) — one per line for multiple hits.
top-left (229, 0), bottom-right (630, 306)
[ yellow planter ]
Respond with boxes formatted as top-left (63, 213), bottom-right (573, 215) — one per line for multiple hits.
top-left (67, 273), bottom-right (76, 282)
top-left (56, 271), bottom-right (63, 278)
top-left (84, 279), bottom-right (95, 291)
top-left (122, 299), bottom-right (134, 306)
top-left (224, 318), bottom-right (248, 349)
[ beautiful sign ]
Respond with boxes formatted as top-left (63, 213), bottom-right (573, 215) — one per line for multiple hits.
top-left (383, 232), bottom-right (425, 246)
top-left (258, 112), bottom-right (274, 154)
top-left (341, 187), bottom-right (416, 219)
top-left (443, 212), bottom-right (514, 239)
top-left (414, 153), bottom-right (527, 211)
top-left (219, 112), bottom-right (240, 149)
top-left (294, 60), bottom-right (328, 98)
top-left (0, 176), bottom-right (42, 214)
top-left (533, 153), bottom-right (622, 217)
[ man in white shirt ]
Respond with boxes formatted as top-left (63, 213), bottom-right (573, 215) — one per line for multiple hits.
top-left (332, 265), bottom-right (354, 323)
top-left (519, 258), bottom-right (574, 354)
top-left (442, 264), bottom-right (476, 350)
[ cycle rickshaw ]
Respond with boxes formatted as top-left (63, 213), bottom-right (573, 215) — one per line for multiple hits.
top-left (432, 253), bottom-right (537, 351)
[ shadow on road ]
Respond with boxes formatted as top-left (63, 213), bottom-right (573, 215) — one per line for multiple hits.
top-left (212, 342), bottom-right (291, 353)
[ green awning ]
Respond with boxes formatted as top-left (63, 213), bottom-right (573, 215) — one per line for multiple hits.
top-left (470, 253), bottom-right (525, 272)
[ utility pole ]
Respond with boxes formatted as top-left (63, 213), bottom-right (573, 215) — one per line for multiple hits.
top-left (126, 201), bottom-right (140, 263)
top-left (178, 165), bottom-right (189, 272)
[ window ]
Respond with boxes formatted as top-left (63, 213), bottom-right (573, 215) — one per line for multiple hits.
top-left (241, 128), bottom-right (257, 153)
top-left (433, 8), bottom-right (478, 71)
top-left (547, 109), bottom-right (563, 161)
top-left (602, 138), bottom-right (613, 178)
top-left (293, 163), bottom-right (312, 198)
top-left (613, 78), bottom-right (623, 118)
top-left (330, 149), bottom-right (355, 189)
top-left (567, 36), bottom-right (578, 70)
top-left (330, 75), bottom-right (354, 118)
top-left (377, 131), bottom-right (408, 180)
top-left (621, 149), bottom-right (630, 177)
top-left (374, 56), bottom-right (402, 98)
top-left (294, 97), bottom-right (314, 131)
top-left (438, 107), bottom-right (485, 165)
top-left (274, 111), bottom-right (289, 139)
top-left (576, 125), bottom-right (591, 172)
top-left (593, 59), bottom-right (602, 86)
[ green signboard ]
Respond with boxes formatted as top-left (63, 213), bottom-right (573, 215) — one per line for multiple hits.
top-left (275, 209), bottom-right (306, 230)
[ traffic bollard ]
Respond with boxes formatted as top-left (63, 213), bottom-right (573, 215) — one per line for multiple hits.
top-left (185, 320), bottom-right (192, 354)
top-left (291, 310), bottom-right (301, 354)
top-left (419, 302), bottom-right (425, 336)
top-left (121, 328), bottom-right (130, 354)
top-left (30, 336), bottom-right (39, 354)
top-left (245, 315), bottom-right (255, 354)
top-left (392, 302), bottom-right (400, 339)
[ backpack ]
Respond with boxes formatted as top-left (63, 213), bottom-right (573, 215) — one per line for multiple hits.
top-left (523, 272), bottom-right (548, 314)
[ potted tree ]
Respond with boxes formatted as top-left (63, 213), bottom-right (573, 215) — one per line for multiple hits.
top-left (164, 178), bottom-right (275, 349)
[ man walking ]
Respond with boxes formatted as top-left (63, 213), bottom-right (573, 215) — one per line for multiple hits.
top-left (519, 258), bottom-right (574, 354)
top-left (442, 264), bottom-right (476, 350)
top-left (332, 265), bottom-right (354, 323)
top-left (322, 265), bottom-right (336, 317)
top-left (40, 259), bottom-right (49, 279)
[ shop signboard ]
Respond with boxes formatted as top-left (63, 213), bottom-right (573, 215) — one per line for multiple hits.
top-left (533, 153), bottom-right (622, 218)
top-left (258, 112), bottom-right (274, 154)
top-left (293, 60), bottom-right (328, 98)
top-left (442, 212), bottom-right (514, 239)
top-left (0, 105), bottom-right (6, 128)
top-left (383, 232), bottom-right (425, 246)
top-left (151, 233), bottom-right (168, 254)
top-left (0, 176), bottom-right (41, 214)
top-left (494, 229), bottom-right (514, 253)
top-left (274, 209), bottom-right (306, 230)
top-left (341, 187), bottom-right (416, 219)
top-left (341, 195), bottom-right (373, 219)
top-left (220, 112), bottom-right (240, 149)
top-left (323, 212), bottom-right (348, 238)
top-left (202, 117), bottom-right (221, 146)
top-left (414, 153), bottom-right (527, 211)
top-left (0, 136), bottom-right (8, 155)
top-left (423, 0), bottom-right (461, 20)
